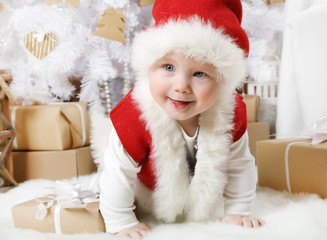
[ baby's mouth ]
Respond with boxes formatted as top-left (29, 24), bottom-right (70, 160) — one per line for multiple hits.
top-left (169, 98), bottom-right (192, 110)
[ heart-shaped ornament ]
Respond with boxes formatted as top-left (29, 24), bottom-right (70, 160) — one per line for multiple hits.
top-left (24, 32), bottom-right (58, 59)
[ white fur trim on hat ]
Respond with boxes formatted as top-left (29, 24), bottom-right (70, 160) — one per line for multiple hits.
top-left (131, 17), bottom-right (248, 90)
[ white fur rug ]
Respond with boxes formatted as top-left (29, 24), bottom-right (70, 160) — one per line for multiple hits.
top-left (1, 173), bottom-right (327, 240)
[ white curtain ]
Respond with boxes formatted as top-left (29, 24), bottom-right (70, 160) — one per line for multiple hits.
top-left (276, 0), bottom-right (327, 138)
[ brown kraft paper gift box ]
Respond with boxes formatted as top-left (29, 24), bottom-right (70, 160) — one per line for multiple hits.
top-left (256, 138), bottom-right (327, 198)
top-left (247, 122), bottom-right (270, 159)
top-left (243, 94), bottom-right (260, 123)
top-left (11, 200), bottom-right (105, 234)
top-left (12, 146), bottom-right (96, 182)
top-left (9, 102), bottom-right (90, 150)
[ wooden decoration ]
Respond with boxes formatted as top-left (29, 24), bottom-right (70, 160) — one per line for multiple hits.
top-left (46, 0), bottom-right (80, 8)
top-left (24, 32), bottom-right (58, 59)
top-left (97, 8), bottom-right (127, 29)
top-left (93, 8), bottom-right (127, 44)
top-left (0, 4), bottom-right (3, 12)
top-left (266, 0), bottom-right (285, 5)
top-left (138, 0), bottom-right (155, 7)
top-left (0, 70), bottom-right (17, 188)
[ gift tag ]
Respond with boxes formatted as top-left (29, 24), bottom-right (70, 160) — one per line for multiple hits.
top-left (46, 0), bottom-right (80, 8)
top-left (24, 32), bottom-right (58, 59)
top-left (138, 0), bottom-right (155, 6)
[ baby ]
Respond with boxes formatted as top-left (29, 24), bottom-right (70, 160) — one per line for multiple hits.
top-left (100, 0), bottom-right (264, 239)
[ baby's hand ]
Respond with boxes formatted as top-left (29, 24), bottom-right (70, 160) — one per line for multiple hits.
top-left (221, 214), bottom-right (265, 228)
top-left (115, 222), bottom-right (151, 240)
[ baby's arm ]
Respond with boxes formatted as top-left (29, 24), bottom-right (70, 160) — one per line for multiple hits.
top-left (100, 128), bottom-right (151, 237)
top-left (222, 131), bottom-right (264, 228)
top-left (115, 223), bottom-right (151, 240)
top-left (221, 214), bottom-right (264, 228)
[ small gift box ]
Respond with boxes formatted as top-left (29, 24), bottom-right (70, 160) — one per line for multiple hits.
top-left (10, 102), bottom-right (90, 150)
top-left (12, 146), bottom-right (96, 182)
top-left (256, 138), bottom-right (327, 198)
top-left (247, 121), bottom-right (270, 158)
top-left (243, 94), bottom-right (260, 122)
top-left (11, 181), bottom-right (105, 234)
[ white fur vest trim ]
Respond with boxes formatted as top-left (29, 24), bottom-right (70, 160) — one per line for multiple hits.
top-left (131, 15), bottom-right (247, 223)
top-left (132, 80), bottom-right (236, 222)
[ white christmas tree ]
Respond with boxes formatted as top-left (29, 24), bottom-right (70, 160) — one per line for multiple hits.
top-left (0, 0), bottom-right (153, 111)
top-left (242, 0), bottom-right (284, 83)
top-left (0, 0), bottom-right (284, 168)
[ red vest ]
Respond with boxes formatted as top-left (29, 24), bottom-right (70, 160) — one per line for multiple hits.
top-left (110, 89), bottom-right (247, 190)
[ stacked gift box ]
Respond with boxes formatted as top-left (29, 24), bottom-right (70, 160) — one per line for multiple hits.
top-left (256, 138), bottom-right (327, 198)
top-left (10, 101), bottom-right (97, 182)
top-left (3, 72), bottom-right (103, 234)
top-left (242, 94), bottom-right (270, 159)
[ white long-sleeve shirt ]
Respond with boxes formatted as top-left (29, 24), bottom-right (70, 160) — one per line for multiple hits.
top-left (100, 128), bottom-right (256, 234)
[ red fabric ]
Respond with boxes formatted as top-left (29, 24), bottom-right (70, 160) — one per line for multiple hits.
top-left (110, 90), bottom-right (156, 189)
top-left (152, 0), bottom-right (249, 55)
top-left (110, 89), bottom-right (151, 162)
top-left (110, 90), bottom-right (247, 190)
top-left (232, 93), bottom-right (247, 142)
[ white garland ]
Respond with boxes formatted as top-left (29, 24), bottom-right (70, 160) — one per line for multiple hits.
top-left (241, 0), bottom-right (285, 83)
top-left (79, 0), bottom-right (153, 114)
top-left (0, 0), bottom-right (153, 111)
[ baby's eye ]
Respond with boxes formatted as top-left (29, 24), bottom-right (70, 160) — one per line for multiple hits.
top-left (164, 64), bottom-right (174, 72)
top-left (194, 72), bottom-right (207, 78)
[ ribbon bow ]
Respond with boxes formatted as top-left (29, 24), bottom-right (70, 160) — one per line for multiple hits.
top-left (46, 0), bottom-right (80, 8)
top-left (311, 114), bottom-right (327, 145)
top-left (35, 180), bottom-right (98, 221)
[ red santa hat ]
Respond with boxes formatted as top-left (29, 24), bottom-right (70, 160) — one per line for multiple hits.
top-left (132, 0), bottom-right (249, 89)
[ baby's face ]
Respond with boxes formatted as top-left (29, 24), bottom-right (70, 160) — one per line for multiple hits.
top-left (149, 52), bottom-right (222, 123)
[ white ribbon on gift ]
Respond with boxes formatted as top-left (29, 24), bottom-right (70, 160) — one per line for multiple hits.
top-left (284, 141), bottom-right (305, 193)
top-left (284, 115), bottom-right (327, 192)
top-left (10, 106), bottom-right (18, 149)
top-left (34, 181), bottom-right (99, 234)
top-left (311, 114), bottom-right (327, 145)
top-left (49, 102), bottom-right (87, 146)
